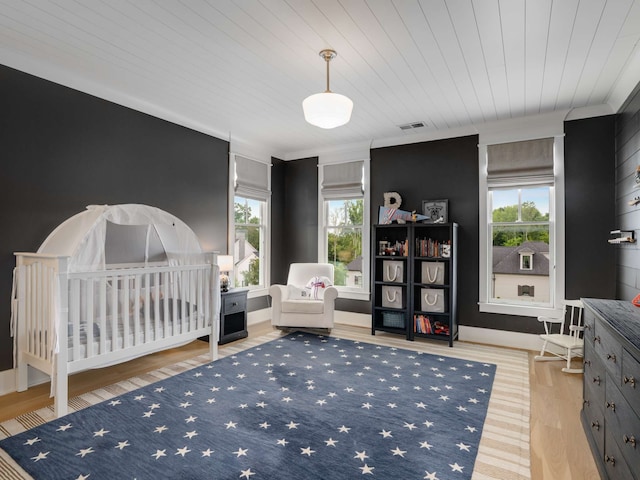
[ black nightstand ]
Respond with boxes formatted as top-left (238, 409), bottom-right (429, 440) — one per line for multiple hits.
top-left (219, 288), bottom-right (248, 344)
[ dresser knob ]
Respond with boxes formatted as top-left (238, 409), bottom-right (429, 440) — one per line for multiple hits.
top-left (605, 455), bottom-right (616, 466)
top-left (594, 336), bottom-right (601, 344)
top-left (593, 376), bottom-right (601, 386)
top-left (606, 353), bottom-right (617, 363)
top-left (584, 360), bottom-right (591, 367)
top-left (623, 435), bottom-right (636, 448)
top-left (606, 401), bottom-right (616, 412)
top-left (592, 421), bottom-right (600, 430)
top-left (623, 376), bottom-right (636, 388)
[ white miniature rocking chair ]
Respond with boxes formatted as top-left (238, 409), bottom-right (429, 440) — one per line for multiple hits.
top-left (534, 299), bottom-right (585, 373)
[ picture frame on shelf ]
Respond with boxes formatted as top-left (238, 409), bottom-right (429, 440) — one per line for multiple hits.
top-left (422, 199), bottom-right (448, 224)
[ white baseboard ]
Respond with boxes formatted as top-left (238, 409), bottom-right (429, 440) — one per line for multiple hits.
top-left (252, 308), bottom-right (541, 351)
top-left (0, 366), bottom-right (50, 396)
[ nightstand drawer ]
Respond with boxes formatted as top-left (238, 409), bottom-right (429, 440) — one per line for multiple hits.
top-left (223, 293), bottom-right (246, 315)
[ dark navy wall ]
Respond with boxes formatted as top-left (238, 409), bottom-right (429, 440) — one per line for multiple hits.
top-left (615, 81), bottom-right (640, 300)
top-left (0, 64), bottom-right (229, 371)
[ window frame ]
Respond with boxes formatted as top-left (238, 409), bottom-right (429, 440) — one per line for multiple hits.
top-left (318, 159), bottom-right (371, 301)
top-left (478, 136), bottom-right (565, 317)
top-left (229, 153), bottom-right (271, 298)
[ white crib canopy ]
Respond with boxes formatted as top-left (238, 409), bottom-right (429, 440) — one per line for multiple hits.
top-left (38, 204), bottom-right (204, 272)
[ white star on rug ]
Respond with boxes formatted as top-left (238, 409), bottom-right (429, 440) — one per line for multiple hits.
top-left (325, 438), bottom-right (338, 447)
top-left (354, 450), bottom-right (369, 461)
top-left (387, 402), bottom-right (397, 408)
top-left (225, 421), bottom-right (237, 429)
top-left (240, 468), bottom-right (255, 478)
top-left (449, 462), bottom-right (464, 472)
top-left (300, 446), bottom-right (315, 456)
top-left (423, 420), bottom-right (434, 428)
top-left (31, 451), bottom-right (49, 462)
top-left (316, 399), bottom-right (327, 406)
top-left (361, 402), bottom-right (372, 409)
top-left (379, 429), bottom-right (393, 438)
top-left (276, 439), bottom-right (288, 446)
top-left (419, 441), bottom-right (433, 450)
top-left (109, 400), bottom-right (122, 406)
top-left (115, 440), bottom-right (130, 450)
top-left (286, 421), bottom-right (299, 429)
top-left (456, 442), bottom-right (471, 451)
top-left (201, 448), bottom-right (214, 457)
top-left (403, 422), bottom-right (417, 430)
top-left (142, 411), bottom-right (155, 418)
top-left (439, 395), bottom-right (449, 401)
top-left (359, 464), bottom-right (375, 474)
top-left (152, 449), bottom-right (166, 460)
top-left (233, 448), bottom-right (248, 457)
top-left (391, 446), bottom-right (407, 457)
top-left (184, 431), bottom-right (198, 439)
top-left (423, 471), bottom-right (439, 480)
top-left (154, 425), bottom-right (168, 433)
top-left (185, 415), bottom-right (197, 423)
top-left (57, 423), bottom-right (72, 432)
top-left (259, 422), bottom-right (270, 429)
top-left (281, 396), bottom-right (293, 402)
top-left (338, 425), bottom-right (351, 433)
top-left (416, 402), bottom-right (427, 409)
top-left (24, 437), bottom-right (40, 445)
top-left (468, 398), bottom-right (479, 404)
top-left (457, 406), bottom-right (468, 412)
top-left (175, 446), bottom-right (191, 457)
top-left (76, 447), bottom-right (94, 458)
top-left (180, 402), bottom-right (192, 408)
top-left (465, 426), bottom-right (477, 433)
top-left (75, 474), bottom-right (89, 480)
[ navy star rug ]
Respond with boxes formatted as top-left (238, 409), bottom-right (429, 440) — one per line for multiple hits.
top-left (0, 332), bottom-right (496, 479)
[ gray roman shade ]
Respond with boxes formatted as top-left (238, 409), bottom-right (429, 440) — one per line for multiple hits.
top-left (321, 160), bottom-right (364, 199)
top-left (234, 155), bottom-right (270, 200)
top-left (487, 138), bottom-right (554, 184)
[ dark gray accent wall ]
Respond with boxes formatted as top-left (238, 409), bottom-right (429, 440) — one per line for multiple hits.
top-left (0, 64), bottom-right (229, 371)
top-left (615, 81), bottom-right (640, 300)
top-left (565, 116), bottom-right (616, 300)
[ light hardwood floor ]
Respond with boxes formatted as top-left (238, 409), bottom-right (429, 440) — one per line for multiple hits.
top-left (0, 322), bottom-right (600, 479)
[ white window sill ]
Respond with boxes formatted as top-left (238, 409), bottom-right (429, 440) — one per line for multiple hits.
top-left (337, 289), bottom-right (370, 302)
top-left (246, 287), bottom-right (269, 299)
top-left (479, 302), bottom-right (560, 318)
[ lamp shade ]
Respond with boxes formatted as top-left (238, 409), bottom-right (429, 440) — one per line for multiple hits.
top-left (302, 92), bottom-right (353, 129)
top-left (217, 255), bottom-right (234, 273)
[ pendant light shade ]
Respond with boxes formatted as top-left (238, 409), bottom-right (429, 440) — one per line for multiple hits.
top-left (302, 49), bottom-right (353, 129)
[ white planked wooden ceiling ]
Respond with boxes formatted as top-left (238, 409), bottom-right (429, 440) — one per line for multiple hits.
top-left (1, 0), bottom-right (639, 159)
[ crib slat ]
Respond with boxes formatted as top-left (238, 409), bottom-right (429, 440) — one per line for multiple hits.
top-left (99, 277), bottom-right (107, 355)
top-left (123, 277), bottom-right (130, 349)
top-left (143, 273), bottom-right (151, 343)
top-left (163, 275), bottom-right (170, 338)
top-left (153, 272), bottom-right (160, 340)
top-left (70, 279), bottom-right (81, 361)
top-left (111, 276), bottom-right (118, 352)
top-left (86, 280), bottom-right (94, 359)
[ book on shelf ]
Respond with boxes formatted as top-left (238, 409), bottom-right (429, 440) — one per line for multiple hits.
top-left (414, 314), bottom-right (433, 334)
top-left (416, 238), bottom-right (452, 258)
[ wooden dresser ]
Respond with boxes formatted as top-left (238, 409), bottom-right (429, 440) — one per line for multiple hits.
top-left (582, 298), bottom-right (640, 480)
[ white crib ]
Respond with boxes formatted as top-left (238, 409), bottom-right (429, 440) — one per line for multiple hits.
top-left (11, 204), bottom-right (221, 417)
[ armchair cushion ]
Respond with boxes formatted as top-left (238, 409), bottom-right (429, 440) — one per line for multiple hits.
top-left (281, 299), bottom-right (325, 314)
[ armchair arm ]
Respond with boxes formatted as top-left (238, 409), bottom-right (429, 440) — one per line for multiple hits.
top-left (322, 286), bottom-right (338, 303)
top-left (269, 284), bottom-right (288, 303)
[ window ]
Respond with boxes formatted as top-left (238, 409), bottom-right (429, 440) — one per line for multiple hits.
top-left (319, 160), bottom-right (370, 300)
top-left (231, 154), bottom-right (270, 294)
top-left (233, 196), bottom-right (266, 288)
top-left (479, 136), bottom-right (564, 317)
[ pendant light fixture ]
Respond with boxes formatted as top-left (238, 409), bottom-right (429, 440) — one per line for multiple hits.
top-left (302, 49), bottom-right (353, 129)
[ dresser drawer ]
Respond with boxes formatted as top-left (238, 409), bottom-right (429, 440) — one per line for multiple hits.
top-left (604, 429), bottom-right (635, 480)
top-left (621, 348), bottom-right (640, 412)
top-left (593, 321), bottom-right (622, 381)
top-left (584, 344), bottom-right (606, 414)
top-left (605, 380), bottom-right (640, 475)
top-left (223, 293), bottom-right (246, 315)
top-left (584, 384), bottom-right (605, 455)
top-left (583, 309), bottom-right (596, 344)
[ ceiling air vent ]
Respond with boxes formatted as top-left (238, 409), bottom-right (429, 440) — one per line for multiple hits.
top-left (398, 121), bottom-right (427, 133)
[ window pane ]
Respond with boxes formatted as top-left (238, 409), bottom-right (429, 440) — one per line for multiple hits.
top-left (234, 196), bottom-right (264, 288)
top-left (491, 224), bottom-right (550, 303)
top-left (521, 187), bottom-right (549, 220)
top-left (327, 226), bottom-right (362, 287)
top-left (327, 199), bottom-right (363, 226)
top-left (491, 189), bottom-right (518, 222)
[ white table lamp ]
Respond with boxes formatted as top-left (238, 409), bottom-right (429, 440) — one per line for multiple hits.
top-left (218, 255), bottom-right (234, 292)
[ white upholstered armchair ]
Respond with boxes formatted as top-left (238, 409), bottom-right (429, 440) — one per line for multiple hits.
top-left (269, 263), bottom-right (338, 331)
